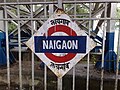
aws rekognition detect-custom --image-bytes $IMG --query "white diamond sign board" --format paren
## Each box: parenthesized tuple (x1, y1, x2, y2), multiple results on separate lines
(26, 13, 96, 78)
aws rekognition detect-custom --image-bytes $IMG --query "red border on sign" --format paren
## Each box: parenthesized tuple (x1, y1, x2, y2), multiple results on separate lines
(45, 25, 77, 63)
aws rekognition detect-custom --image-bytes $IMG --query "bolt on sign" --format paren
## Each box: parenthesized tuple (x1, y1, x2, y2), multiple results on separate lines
(26, 10, 96, 78)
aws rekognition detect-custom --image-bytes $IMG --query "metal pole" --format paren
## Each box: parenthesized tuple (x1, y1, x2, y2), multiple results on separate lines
(58, 0, 63, 9)
(72, 66, 75, 90)
(17, 0, 22, 89)
(30, 0, 35, 90)
(44, 65, 47, 90)
(58, 78, 62, 90)
(86, 2, 91, 90)
(4, 0, 10, 89)
(73, 1, 76, 90)
(114, 20, 120, 90)
(100, 3, 107, 90)
(57, 0, 63, 89)
(44, 0, 47, 90)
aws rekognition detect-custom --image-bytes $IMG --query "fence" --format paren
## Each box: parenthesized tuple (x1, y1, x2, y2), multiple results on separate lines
(0, 0, 120, 90)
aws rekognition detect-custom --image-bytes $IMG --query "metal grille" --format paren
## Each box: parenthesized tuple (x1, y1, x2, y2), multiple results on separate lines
(0, 0, 120, 90)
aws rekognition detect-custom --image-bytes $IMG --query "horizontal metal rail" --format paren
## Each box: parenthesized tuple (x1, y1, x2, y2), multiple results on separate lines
(0, 1, 120, 5)
(0, 18, 119, 21)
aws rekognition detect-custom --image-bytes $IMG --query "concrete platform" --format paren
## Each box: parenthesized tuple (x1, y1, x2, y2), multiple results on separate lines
(0, 61, 119, 90)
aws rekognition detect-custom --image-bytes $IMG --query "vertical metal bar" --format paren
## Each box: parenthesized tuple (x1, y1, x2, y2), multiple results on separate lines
(44, 0, 47, 90)
(58, 78, 62, 90)
(49, 4, 53, 17)
(57, 0, 63, 89)
(44, 65, 47, 90)
(17, 0, 22, 89)
(30, 0, 35, 90)
(72, 66, 75, 90)
(100, 3, 107, 90)
(73, 1, 76, 90)
(86, 2, 91, 90)
(58, 0, 63, 9)
(4, 0, 10, 89)
(114, 20, 120, 90)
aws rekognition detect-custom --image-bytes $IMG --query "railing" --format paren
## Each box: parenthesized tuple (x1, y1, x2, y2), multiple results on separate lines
(0, 0, 120, 90)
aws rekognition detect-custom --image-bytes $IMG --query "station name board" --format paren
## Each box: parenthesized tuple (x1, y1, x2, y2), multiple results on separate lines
(34, 36, 86, 53)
